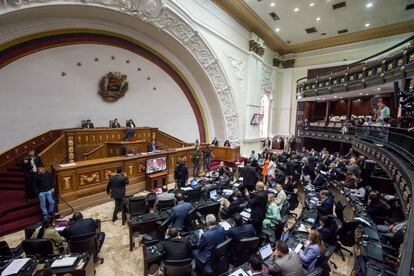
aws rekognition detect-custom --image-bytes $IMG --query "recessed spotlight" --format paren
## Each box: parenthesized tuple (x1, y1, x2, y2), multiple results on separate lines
(359, 93, 363, 95)
(270, 2, 275, 7)
(310, 2, 315, 7)
(366, 2, 373, 8)
(322, 98, 325, 100)
(339, 96, 343, 99)
(334, 96, 337, 98)
(316, 17, 321, 21)
(365, 94, 369, 96)
(275, 28, 280, 32)
(365, 23, 370, 27)
(377, 87, 381, 91)
(294, 7, 299, 12)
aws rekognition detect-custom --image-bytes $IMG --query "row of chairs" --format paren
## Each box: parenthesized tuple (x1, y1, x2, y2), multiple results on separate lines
(5, 232, 103, 264)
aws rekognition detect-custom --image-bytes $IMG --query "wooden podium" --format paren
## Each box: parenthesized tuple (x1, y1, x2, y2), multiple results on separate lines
(211, 146, 240, 163)
(146, 171, 168, 191)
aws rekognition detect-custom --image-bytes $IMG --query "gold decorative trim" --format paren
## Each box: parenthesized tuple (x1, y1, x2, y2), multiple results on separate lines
(80, 172, 100, 186)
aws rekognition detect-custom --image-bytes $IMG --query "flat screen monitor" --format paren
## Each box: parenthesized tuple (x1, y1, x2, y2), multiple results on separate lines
(146, 156, 167, 174)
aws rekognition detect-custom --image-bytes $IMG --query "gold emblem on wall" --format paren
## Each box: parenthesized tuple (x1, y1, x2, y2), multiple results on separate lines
(105, 169, 116, 180)
(80, 172, 100, 186)
(98, 72, 129, 102)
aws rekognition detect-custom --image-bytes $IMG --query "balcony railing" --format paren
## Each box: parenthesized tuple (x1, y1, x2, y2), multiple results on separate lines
(297, 35, 414, 98)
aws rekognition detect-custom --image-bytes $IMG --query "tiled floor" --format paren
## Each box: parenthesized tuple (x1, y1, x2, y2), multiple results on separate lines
(1, 188, 354, 276)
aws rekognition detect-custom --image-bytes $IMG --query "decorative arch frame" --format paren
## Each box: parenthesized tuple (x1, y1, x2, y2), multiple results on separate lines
(0, 0, 240, 144)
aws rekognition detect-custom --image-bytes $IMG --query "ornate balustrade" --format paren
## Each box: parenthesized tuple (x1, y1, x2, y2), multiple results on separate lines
(297, 43, 414, 98)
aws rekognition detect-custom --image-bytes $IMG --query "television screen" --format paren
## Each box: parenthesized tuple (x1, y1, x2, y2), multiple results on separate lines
(146, 156, 167, 174)
(251, 113, 264, 125)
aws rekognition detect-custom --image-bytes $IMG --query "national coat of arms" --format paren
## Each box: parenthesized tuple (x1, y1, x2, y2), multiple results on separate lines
(98, 72, 129, 102)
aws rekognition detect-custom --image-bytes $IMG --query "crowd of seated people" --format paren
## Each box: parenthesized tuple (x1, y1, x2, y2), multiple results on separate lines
(136, 143, 408, 275)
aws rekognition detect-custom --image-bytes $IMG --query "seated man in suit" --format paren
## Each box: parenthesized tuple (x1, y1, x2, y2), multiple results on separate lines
(313, 170, 327, 188)
(170, 193, 192, 230)
(249, 254, 268, 276)
(366, 191, 389, 225)
(111, 118, 121, 128)
(164, 227, 192, 260)
(316, 216, 334, 246)
(269, 240, 305, 276)
(317, 190, 334, 218)
(82, 119, 94, 128)
(227, 213, 256, 241)
(147, 140, 158, 152)
(193, 214, 225, 265)
(275, 184, 286, 209)
(63, 212, 105, 252)
(221, 191, 245, 217)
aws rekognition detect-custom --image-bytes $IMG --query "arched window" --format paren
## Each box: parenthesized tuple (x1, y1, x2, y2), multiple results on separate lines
(260, 94, 270, 138)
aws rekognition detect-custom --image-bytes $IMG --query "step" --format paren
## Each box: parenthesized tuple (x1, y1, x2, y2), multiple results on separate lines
(0, 184, 25, 190)
(0, 215, 42, 237)
(0, 171, 24, 177)
(0, 177, 24, 183)
(0, 206, 41, 225)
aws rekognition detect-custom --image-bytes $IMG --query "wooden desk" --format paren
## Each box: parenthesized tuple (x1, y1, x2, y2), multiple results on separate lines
(54, 147, 196, 213)
(106, 140, 147, 156)
(146, 171, 168, 192)
(211, 146, 240, 162)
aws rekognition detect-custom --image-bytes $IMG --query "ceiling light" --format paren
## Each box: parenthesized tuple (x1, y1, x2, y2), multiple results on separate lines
(366, 2, 373, 8)
(275, 28, 280, 32)
(340, 96, 343, 99)
(310, 2, 315, 7)
(365, 23, 370, 27)
(322, 98, 325, 100)
(365, 94, 369, 96)
(270, 2, 275, 7)
(294, 7, 299, 12)
(316, 17, 321, 21)
(334, 96, 337, 98)
(377, 87, 381, 91)
(359, 93, 363, 95)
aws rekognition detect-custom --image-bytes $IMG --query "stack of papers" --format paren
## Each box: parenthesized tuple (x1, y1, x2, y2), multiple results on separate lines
(1, 258, 30, 276)
(219, 221, 232, 231)
(240, 211, 251, 219)
(51, 256, 78, 268)
(297, 224, 308, 233)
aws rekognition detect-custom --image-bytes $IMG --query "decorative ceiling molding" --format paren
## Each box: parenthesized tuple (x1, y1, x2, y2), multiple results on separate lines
(0, 0, 241, 144)
(212, 0, 414, 55)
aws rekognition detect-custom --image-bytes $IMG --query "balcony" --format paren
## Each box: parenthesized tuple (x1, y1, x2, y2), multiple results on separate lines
(297, 37, 414, 99)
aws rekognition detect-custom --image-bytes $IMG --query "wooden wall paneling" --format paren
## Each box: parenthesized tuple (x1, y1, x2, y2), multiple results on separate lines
(0, 130, 62, 173)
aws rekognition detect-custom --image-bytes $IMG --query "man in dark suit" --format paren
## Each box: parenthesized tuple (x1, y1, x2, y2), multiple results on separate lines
(164, 227, 192, 260)
(82, 119, 94, 128)
(111, 118, 121, 128)
(211, 137, 219, 147)
(106, 168, 129, 222)
(248, 182, 268, 234)
(227, 213, 256, 241)
(240, 163, 259, 192)
(194, 214, 225, 265)
(249, 254, 269, 276)
(313, 170, 327, 188)
(147, 140, 158, 152)
(63, 212, 105, 252)
(317, 190, 334, 218)
(170, 193, 192, 230)
(23, 149, 43, 200)
(174, 159, 189, 188)
(222, 191, 245, 217)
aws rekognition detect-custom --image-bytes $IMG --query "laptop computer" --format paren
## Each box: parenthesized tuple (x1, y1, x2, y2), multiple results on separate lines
(259, 243, 273, 261)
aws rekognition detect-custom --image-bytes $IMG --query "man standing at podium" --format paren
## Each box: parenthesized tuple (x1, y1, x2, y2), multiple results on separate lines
(106, 168, 129, 222)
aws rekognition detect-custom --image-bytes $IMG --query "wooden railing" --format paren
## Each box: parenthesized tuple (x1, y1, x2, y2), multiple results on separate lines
(0, 130, 62, 173)
(83, 144, 106, 160)
(38, 134, 66, 172)
(156, 130, 186, 149)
